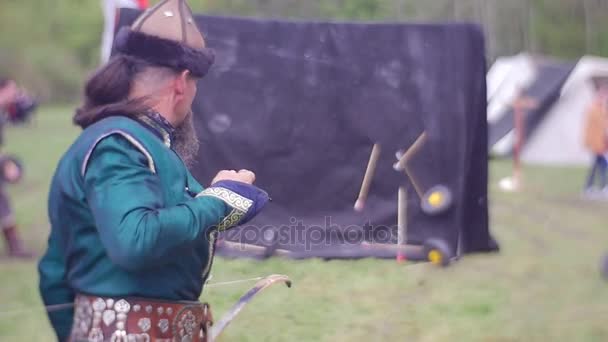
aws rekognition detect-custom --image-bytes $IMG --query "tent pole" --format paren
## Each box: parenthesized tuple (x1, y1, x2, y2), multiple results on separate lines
(514, 102, 523, 189)
(511, 93, 539, 190)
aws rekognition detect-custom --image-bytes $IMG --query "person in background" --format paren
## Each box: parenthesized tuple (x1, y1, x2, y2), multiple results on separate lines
(0, 79, 33, 258)
(0, 79, 18, 107)
(583, 75, 608, 197)
(0, 78, 38, 124)
(100, 0, 150, 64)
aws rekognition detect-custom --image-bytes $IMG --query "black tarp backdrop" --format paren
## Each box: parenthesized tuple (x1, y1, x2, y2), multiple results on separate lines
(117, 9, 498, 258)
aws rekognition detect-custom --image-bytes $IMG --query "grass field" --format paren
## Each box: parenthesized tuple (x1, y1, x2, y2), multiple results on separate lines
(0, 106, 607, 341)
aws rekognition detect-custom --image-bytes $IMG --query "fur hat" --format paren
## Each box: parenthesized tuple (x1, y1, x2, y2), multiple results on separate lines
(114, 0, 215, 78)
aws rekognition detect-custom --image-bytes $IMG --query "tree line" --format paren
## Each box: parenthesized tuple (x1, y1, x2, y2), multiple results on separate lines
(0, 0, 606, 102)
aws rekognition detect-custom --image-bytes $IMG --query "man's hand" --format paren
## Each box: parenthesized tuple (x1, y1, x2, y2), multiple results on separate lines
(211, 169, 256, 185)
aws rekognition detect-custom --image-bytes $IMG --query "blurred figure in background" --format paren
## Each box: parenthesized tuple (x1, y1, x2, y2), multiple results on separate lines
(100, 0, 150, 64)
(583, 75, 608, 198)
(0, 78, 38, 125)
(0, 78, 32, 258)
(0, 79, 18, 108)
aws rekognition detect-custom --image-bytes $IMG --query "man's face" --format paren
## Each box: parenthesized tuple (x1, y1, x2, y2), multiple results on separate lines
(173, 74, 199, 125)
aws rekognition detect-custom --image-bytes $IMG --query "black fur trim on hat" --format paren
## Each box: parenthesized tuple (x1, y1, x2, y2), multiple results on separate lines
(113, 27, 215, 78)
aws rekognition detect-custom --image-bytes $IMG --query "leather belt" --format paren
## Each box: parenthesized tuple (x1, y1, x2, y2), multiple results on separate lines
(69, 294, 213, 342)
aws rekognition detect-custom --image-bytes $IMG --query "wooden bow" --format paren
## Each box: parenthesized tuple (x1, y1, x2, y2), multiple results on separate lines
(209, 274, 292, 341)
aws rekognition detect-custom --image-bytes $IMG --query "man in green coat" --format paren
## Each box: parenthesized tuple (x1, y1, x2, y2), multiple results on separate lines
(38, 1, 269, 341)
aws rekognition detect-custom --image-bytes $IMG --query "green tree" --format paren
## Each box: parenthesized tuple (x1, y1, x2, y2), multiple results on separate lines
(0, 0, 606, 103)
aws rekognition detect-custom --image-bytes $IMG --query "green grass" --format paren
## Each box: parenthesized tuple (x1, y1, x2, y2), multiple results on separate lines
(1, 106, 607, 341)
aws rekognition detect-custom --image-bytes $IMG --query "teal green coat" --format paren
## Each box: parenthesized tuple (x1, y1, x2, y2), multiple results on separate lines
(38, 116, 233, 341)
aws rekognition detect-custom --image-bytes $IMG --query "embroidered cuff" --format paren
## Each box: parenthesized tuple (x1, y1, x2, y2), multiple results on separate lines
(197, 187, 253, 231)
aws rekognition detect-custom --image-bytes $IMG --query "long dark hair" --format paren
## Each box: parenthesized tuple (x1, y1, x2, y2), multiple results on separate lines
(74, 55, 153, 128)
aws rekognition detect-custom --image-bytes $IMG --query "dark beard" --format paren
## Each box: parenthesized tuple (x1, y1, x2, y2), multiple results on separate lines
(173, 112, 200, 168)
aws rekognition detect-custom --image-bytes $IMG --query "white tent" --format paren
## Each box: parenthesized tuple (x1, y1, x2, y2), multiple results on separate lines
(486, 53, 537, 156)
(486, 53, 536, 124)
(521, 56, 608, 166)
(100, 0, 149, 64)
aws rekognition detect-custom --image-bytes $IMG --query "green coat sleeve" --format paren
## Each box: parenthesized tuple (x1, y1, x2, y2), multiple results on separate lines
(187, 170, 205, 194)
(38, 226, 74, 342)
(84, 134, 228, 271)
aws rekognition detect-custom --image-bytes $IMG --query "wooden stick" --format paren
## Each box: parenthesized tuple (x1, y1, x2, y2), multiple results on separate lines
(396, 186, 407, 262)
(361, 241, 422, 253)
(393, 132, 427, 172)
(354, 143, 381, 212)
(219, 240, 291, 257)
(402, 164, 425, 200)
(393, 131, 427, 198)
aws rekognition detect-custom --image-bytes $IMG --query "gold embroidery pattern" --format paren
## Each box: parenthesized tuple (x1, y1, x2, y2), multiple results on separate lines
(217, 209, 246, 232)
(197, 187, 253, 213)
(201, 231, 218, 281)
(198, 187, 253, 280)
(200, 209, 246, 280)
